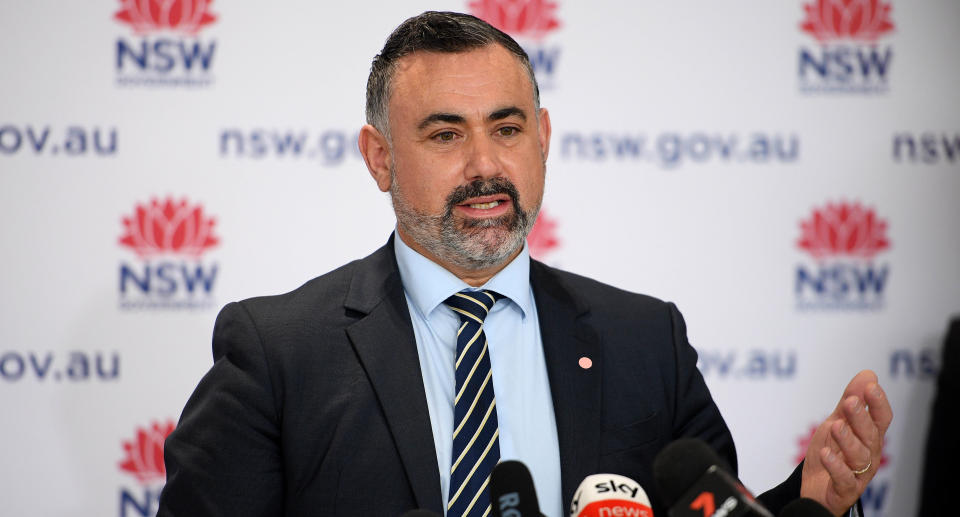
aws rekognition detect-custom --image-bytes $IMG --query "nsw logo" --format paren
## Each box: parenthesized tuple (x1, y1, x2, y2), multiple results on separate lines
(118, 196, 220, 310)
(468, 0, 563, 89)
(797, 0, 895, 93)
(114, 0, 218, 87)
(118, 419, 175, 517)
(794, 201, 891, 310)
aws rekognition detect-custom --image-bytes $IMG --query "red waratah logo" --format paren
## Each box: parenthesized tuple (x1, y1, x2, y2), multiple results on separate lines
(119, 197, 219, 258)
(795, 423, 889, 467)
(468, 0, 561, 39)
(797, 201, 890, 259)
(527, 209, 560, 260)
(800, 0, 894, 43)
(119, 420, 175, 483)
(114, 0, 218, 34)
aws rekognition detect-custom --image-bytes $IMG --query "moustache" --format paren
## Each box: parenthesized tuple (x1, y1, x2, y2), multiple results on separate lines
(445, 178, 521, 213)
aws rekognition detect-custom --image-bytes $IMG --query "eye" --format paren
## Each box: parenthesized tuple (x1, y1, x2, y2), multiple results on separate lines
(497, 126, 520, 137)
(433, 131, 457, 142)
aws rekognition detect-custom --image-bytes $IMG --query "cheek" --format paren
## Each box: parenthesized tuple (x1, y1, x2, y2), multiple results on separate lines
(510, 155, 546, 204)
(395, 160, 457, 210)
(524, 176, 546, 208)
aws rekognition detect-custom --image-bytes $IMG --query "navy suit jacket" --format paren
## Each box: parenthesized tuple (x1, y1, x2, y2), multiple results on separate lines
(159, 239, 801, 516)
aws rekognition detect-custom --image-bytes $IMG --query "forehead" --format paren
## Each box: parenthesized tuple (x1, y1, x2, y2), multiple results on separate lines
(388, 45, 535, 120)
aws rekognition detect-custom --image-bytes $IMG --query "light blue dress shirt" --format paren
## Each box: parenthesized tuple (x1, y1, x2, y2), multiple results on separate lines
(394, 233, 563, 517)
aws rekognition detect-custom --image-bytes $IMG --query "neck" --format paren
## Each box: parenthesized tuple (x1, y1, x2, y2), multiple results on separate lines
(396, 228, 521, 287)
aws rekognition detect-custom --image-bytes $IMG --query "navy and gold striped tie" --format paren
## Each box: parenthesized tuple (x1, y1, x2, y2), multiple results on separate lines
(444, 289, 505, 517)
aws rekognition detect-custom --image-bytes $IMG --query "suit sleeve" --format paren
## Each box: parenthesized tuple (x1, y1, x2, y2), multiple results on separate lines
(667, 302, 738, 472)
(158, 301, 284, 517)
(667, 302, 808, 514)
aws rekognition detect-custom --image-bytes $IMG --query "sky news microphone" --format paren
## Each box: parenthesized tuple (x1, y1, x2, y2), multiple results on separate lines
(653, 438, 773, 517)
(569, 473, 654, 517)
(490, 460, 543, 517)
(777, 498, 833, 517)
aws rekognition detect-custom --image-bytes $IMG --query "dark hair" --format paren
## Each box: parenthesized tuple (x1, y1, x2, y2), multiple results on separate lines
(365, 11, 540, 138)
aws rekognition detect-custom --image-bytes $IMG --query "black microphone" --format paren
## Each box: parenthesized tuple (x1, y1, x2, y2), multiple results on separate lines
(490, 460, 542, 517)
(400, 511, 441, 517)
(778, 498, 833, 517)
(653, 438, 773, 517)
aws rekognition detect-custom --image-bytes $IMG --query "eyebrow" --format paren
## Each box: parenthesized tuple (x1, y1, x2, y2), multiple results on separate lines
(488, 106, 527, 122)
(417, 113, 465, 130)
(416, 106, 528, 131)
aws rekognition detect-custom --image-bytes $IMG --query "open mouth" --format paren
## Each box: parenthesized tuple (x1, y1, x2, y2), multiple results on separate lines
(468, 200, 501, 210)
(456, 194, 512, 216)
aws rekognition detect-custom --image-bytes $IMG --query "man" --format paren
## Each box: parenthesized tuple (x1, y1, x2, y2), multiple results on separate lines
(159, 11, 891, 517)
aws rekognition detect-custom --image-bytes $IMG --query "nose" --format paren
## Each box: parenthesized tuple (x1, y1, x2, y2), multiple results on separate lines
(463, 131, 501, 181)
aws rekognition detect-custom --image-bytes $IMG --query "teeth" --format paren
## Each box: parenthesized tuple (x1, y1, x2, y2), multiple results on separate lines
(469, 201, 500, 209)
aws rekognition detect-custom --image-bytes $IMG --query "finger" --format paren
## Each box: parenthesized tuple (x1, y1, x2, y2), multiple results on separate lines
(830, 370, 879, 417)
(819, 446, 858, 498)
(865, 382, 893, 436)
(842, 395, 881, 453)
(831, 419, 871, 472)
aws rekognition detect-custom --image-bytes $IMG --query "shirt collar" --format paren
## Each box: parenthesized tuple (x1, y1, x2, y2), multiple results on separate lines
(393, 230, 532, 319)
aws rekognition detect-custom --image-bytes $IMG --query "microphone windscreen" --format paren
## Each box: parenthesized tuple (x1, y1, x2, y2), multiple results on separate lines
(652, 438, 733, 506)
(778, 498, 834, 517)
(570, 474, 653, 517)
(490, 460, 541, 517)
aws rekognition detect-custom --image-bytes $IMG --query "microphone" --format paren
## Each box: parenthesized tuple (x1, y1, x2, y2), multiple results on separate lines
(653, 438, 773, 517)
(569, 473, 654, 517)
(490, 460, 542, 517)
(778, 498, 833, 517)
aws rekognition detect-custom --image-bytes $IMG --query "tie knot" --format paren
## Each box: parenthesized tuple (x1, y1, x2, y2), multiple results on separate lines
(443, 290, 504, 323)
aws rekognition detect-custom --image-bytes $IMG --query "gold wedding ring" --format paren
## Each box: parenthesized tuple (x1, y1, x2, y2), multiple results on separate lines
(853, 460, 872, 475)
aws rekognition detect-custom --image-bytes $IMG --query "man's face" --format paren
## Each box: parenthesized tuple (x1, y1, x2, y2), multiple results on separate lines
(377, 44, 551, 274)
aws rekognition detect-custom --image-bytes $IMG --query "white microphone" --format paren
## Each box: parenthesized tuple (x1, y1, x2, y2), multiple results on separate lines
(570, 474, 654, 517)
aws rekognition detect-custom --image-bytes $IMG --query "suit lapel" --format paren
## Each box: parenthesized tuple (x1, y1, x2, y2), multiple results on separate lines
(531, 261, 603, 507)
(344, 241, 443, 513)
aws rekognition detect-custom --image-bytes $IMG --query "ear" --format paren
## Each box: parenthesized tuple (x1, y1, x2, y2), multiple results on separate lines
(537, 108, 552, 162)
(358, 124, 392, 192)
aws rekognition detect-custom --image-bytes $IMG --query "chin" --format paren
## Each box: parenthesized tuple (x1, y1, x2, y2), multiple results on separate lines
(453, 230, 525, 268)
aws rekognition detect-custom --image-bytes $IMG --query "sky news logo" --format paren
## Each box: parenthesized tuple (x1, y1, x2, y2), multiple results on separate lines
(114, 0, 218, 87)
(797, 0, 895, 94)
(794, 201, 891, 310)
(469, 0, 563, 89)
(118, 197, 219, 310)
(118, 420, 175, 517)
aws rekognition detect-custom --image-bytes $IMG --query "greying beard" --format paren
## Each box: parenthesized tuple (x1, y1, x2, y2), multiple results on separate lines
(391, 174, 539, 271)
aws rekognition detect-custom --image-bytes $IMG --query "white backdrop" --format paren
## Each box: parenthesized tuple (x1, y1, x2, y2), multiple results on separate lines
(1, 1, 958, 516)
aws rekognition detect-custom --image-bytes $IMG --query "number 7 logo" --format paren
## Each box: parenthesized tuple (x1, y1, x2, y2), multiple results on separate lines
(690, 492, 716, 516)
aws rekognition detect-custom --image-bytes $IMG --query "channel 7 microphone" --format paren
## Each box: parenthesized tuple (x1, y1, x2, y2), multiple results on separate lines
(490, 460, 543, 517)
(653, 438, 773, 517)
(569, 474, 654, 517)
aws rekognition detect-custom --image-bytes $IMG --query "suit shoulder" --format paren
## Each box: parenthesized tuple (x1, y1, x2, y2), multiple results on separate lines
(535, 261, 671, 314)
(231, 258, 363, 324)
